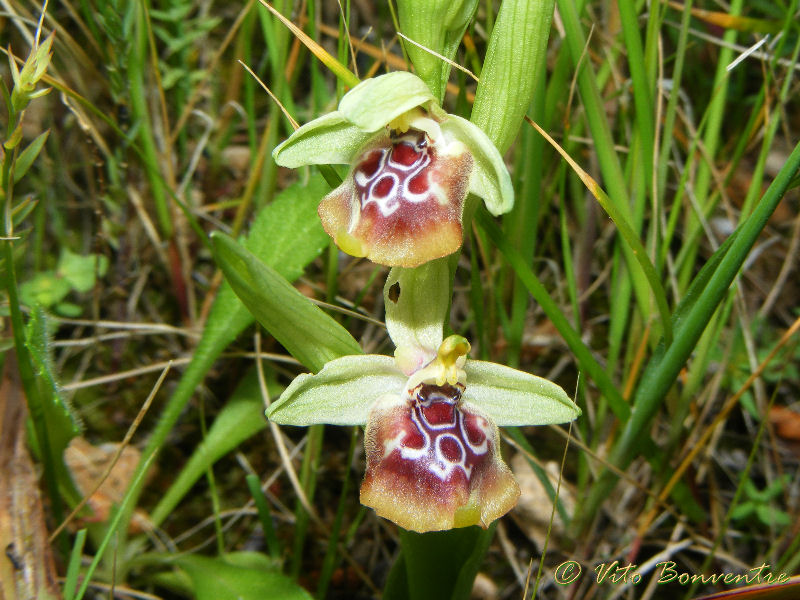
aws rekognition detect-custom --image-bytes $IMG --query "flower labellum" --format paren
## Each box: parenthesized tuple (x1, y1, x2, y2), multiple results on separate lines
(272, 72, 514, 267)
(360, 337, 520, 531)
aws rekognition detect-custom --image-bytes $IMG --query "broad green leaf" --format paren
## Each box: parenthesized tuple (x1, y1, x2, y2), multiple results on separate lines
(55, 302, 82, 318)
(57, 249, 109, 293)
(730, 503, 754, 520)
(272, 112, 368, 168)
(175, 553, 313, 600)
(464, 360, 580, 426)
(268, 355, 402, 426)
(150, 370, 275, 526)
(200, 175, 330, 368)
(212, 231, 362, 372)
(19, 272, 70, 308)
(13, 129, 49, 183)
(756, 505, 791, 527)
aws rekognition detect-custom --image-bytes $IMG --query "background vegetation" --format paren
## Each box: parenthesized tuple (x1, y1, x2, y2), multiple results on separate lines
(1, 0, 799, 599)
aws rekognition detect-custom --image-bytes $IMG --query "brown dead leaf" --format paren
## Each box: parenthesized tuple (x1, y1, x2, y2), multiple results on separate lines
(64, 437, 152, 533)
(768, 406, 800, 442)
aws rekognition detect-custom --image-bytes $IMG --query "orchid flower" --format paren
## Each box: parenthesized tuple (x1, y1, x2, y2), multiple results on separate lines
(266, 263, 580, 533)
(272, 71, 513, 268)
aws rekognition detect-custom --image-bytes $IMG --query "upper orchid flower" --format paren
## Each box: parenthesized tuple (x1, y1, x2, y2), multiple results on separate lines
(272, 71, 513, 268)
(266, 263, 580, 533)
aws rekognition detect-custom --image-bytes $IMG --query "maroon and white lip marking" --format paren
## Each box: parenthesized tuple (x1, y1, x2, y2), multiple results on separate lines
(382, 383, 491, 482)
(360, 381, 520, 532)
(353, 132, 434, 218)
(317, 126, 473, 267)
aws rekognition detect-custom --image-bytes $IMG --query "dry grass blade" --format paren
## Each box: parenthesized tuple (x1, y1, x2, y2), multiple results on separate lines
(50, 363, 172, 540)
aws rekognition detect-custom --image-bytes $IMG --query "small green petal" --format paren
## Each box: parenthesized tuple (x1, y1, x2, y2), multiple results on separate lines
(272, 111, 370, 168)
(463, 361, 580, 426)
(338, 72, 437, 132)
(267, 355, 404, 426)
(442, 115, 514, 215)
(384, 260, 449, 369)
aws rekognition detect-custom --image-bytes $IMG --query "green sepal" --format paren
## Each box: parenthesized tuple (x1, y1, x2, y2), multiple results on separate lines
(272, 111, 369, 168)
(464, 360, 580, 426)
(338, 72, 436, 132)
(267, 355, 404, 426)
(211, 231, 362, 372)
(384, 259, 449, 357)
(443, 115, 514, 215)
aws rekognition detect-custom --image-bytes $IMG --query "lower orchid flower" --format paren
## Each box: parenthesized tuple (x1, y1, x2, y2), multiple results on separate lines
(266, 263, 580, 533)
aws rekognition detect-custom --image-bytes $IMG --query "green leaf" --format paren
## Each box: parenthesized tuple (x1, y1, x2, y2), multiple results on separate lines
(57, 249, 109, 293)
(730, 502, 755, 520)
(150, 370, 273, 526)
(25, 307, 82, 450)
(4, 121, 24, 150)
(756, 505, 791, 527)
(200, 176, 331, 365)
(175, 553, 313, 600)
(268, 355, 403, 426)
(25, 306, 82, 505)
(272, 111, 368, 168)
(764, 474, 791, 498)
(212, 231, 362, 372)
(19, 272, 70, 308)
(11, 196, 38, 228)
(13, 129, 49, 183)
(55, 301, 83, 318)
(464, 360, 580, 426)
(471, 0, 554, 153)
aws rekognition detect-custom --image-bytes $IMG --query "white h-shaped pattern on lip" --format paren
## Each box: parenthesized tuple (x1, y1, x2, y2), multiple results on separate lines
(382, 385, 491, 482)
(354, 133, 433, 218)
